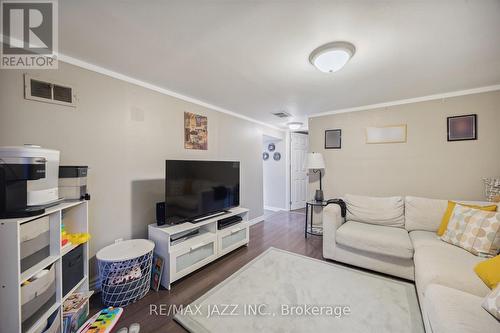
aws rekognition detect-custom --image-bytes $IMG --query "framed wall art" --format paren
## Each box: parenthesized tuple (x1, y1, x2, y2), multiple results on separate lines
(365, 124, 407, 144)
(184, 112, 208, 150)
(447, 114, 477, 141)
(325, 129, 342, 149)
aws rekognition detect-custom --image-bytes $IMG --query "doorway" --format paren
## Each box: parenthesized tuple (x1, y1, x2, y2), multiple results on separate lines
(262, 134, 287, 215)
(290, 132, 308, 210)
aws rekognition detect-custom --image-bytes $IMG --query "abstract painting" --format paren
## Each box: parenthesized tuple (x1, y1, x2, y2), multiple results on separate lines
(184, 111, 208, 150)
(447, 114, 477, 141)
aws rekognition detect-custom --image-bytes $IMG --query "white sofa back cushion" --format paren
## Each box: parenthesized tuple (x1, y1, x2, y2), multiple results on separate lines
(405, 196, 497, 232)
(405, 196, 448, 232)
(345, 194, 405, 227)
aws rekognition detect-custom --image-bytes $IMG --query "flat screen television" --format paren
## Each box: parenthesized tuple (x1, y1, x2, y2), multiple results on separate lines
(165, 160, 240, 223)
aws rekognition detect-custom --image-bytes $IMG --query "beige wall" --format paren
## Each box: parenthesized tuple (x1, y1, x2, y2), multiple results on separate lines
(0, 62, 284, 260)
(308, 91, 500, 201)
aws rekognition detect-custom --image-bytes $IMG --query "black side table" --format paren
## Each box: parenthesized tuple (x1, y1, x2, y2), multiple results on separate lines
(305, 200, 329, 238)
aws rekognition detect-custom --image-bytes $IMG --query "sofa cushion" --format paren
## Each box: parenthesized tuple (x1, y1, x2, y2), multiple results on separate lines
(482, 285, 500, 320)
(410, 230, 448, 250)
(437, 201, 498, 236)
(424, 284, 500, 333)
(474, 255, 500, 290)
(336, 221, 413, 259)
(345, 194, 405, 227)
(414, 243, 490, 297)
(405, 196, 448, 232)
(440, 205, 500, 257)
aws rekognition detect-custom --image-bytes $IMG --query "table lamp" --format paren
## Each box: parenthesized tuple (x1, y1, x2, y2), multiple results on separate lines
(306, 152, 326, 202)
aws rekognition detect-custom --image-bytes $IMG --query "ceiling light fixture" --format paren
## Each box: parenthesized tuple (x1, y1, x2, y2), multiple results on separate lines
(287, 122, 303, 130)
(309, 41, 356, 73)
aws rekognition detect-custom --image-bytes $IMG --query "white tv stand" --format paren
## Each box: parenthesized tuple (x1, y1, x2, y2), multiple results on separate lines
(148, 207, 249, 290)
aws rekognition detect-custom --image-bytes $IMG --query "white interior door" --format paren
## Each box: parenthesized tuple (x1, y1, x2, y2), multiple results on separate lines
(290, 132, 308, 210)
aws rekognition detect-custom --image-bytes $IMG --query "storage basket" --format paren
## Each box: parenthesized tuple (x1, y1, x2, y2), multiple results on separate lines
(96, 239, 154, 307)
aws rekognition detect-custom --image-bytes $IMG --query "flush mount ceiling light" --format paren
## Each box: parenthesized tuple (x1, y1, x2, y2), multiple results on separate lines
(287, 122, 303, 130)
(309, 41, 356, 73)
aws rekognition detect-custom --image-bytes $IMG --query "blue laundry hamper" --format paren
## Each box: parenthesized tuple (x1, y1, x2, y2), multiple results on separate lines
(96, 239, 155, 307)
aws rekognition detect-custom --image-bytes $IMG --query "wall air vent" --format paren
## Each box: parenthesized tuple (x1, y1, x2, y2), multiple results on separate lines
(272, 111, 291, 118)
(24, 74, 77, 107)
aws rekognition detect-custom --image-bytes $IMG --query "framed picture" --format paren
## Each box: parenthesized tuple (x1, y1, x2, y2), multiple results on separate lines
(325, 129, 342, 149)
(150, 254, 164, 291)
(447, 114, 477, 141)
(365, 125, 407, 144)
(184, 112, 208, 150)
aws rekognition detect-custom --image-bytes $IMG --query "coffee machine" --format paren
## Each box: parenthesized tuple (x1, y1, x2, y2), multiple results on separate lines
(0, 145, 60, 218)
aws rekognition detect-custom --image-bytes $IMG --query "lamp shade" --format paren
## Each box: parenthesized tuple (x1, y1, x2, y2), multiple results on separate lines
(305, 152, 325, 170)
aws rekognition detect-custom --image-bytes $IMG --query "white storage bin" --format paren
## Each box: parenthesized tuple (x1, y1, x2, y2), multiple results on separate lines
(21, 264, 56, 330)
(29, 308, 60, 333)
(20, 216, 51, 273)
(43, 309, 60, 333)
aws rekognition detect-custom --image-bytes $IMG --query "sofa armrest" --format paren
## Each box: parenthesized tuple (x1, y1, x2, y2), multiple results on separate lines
(323, 204, 344, 259)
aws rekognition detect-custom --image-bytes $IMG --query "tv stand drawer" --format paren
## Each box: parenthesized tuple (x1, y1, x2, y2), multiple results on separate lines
(170, 234, 217, 282)
(217, 222, 249, 256)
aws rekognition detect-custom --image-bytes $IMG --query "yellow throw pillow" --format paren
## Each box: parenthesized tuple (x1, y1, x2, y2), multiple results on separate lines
(437, 201, 497, 236)
(475, 255, 500, 289)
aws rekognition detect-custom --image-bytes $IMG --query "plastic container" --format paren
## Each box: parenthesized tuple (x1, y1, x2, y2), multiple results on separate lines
(20, 216, 51, 273)
(21, 264, 56, 330)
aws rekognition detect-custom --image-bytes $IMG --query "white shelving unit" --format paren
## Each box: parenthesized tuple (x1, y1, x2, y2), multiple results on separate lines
(0, 201, 89, 333)
(148, 207, 250, 289)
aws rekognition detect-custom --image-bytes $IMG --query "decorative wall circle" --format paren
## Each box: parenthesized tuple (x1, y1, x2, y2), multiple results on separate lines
(273, 152, 281, 161)
(268, 143, 275, 151)
(263, 152, 269, 160)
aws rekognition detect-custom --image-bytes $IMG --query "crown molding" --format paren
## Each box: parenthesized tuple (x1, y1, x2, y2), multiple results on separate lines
(0, 33, 281, 130)
(309, 84, 500, 118)
(55, 53, 283, 131)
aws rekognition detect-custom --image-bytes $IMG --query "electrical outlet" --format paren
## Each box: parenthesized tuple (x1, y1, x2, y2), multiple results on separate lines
(114, 238, 123, 244)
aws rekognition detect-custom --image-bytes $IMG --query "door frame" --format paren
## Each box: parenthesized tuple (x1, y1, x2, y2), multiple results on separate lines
(288, 131, 309, 210)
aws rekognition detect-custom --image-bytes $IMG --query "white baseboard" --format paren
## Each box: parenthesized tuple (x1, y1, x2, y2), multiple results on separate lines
(248, 215, 265, 226)
(264, 206, 285, 212)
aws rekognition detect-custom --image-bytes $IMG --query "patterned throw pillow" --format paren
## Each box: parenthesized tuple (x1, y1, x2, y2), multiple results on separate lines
(441, 205, 500, 256)
(482, 284, 500, 320)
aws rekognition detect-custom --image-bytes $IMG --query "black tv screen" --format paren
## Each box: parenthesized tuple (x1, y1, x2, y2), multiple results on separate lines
(165, 160, 240, 223)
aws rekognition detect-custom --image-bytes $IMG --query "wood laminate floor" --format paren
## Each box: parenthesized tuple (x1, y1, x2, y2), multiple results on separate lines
(90, 209, 322, 332)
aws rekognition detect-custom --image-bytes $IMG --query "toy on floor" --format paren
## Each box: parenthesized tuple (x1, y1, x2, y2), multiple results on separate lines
(75, 307, 123, 333)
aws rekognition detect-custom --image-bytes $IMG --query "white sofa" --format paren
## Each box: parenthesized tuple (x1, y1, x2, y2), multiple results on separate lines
(323, 194, 499, 333)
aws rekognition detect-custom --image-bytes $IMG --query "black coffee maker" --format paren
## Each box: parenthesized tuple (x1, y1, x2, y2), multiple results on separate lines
(0, 157, 47, 218)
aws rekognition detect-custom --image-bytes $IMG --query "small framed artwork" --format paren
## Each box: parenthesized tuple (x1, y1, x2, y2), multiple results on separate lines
(325, 129, 342, 149)
(150, 254, 164, 291)
(447, 114, 477, 141)
(184, 111, 208, 150)
(365, 125, 407, 144)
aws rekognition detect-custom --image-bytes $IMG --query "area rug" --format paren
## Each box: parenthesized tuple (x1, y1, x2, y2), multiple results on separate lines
(174, 247, 424, 333)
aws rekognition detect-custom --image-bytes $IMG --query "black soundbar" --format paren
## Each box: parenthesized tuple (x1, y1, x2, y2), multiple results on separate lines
(217, 215, 243, 230)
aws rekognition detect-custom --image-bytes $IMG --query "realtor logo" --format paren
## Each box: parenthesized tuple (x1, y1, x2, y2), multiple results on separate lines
(1, 0, 58, 68)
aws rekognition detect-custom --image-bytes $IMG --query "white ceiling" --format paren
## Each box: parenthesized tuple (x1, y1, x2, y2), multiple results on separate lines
(60, 0, 500, 128)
